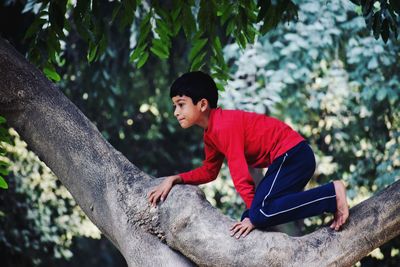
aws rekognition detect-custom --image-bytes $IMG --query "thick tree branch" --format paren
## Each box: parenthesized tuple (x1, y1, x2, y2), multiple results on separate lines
(0, 37, 399, 267)
(0, 37, 193, 267)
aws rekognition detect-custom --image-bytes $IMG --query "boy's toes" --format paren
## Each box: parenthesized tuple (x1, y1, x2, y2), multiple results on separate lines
(333, 180, 349, 225)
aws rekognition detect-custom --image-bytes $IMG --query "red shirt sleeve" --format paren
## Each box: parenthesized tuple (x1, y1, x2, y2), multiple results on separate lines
(179, 136, 224, 185)
(217, 122, 255, 209)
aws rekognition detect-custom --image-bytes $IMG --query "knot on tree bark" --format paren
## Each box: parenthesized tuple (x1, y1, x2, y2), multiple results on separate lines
(116, 167, 167, 242)
(0, 44, 37, 113)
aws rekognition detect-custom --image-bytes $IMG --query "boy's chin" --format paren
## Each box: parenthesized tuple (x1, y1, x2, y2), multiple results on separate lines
(179, 122, 192, 129)
(180, 124, 190, 129)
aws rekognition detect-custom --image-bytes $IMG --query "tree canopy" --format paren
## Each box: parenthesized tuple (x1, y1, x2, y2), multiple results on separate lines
(13, 0, 400, 82)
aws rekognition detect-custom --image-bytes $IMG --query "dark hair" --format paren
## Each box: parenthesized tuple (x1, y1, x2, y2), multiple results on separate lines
(170, 71, 218, 108)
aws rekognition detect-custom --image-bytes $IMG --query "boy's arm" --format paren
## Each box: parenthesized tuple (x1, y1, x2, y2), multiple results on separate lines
(148, 175, 182, 207)
(179, 138, 224, 184)
(217, 122, 255, 209)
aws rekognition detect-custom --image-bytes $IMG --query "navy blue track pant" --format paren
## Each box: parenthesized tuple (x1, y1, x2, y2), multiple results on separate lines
(243, 141, 337, 228)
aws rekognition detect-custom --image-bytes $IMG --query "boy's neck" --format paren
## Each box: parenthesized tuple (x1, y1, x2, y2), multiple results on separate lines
(196, 108, 212, 129)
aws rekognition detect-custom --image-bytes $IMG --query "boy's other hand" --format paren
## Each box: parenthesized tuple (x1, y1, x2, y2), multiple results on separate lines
(230, 217, 255, 239)
(147, 175, 181, 207)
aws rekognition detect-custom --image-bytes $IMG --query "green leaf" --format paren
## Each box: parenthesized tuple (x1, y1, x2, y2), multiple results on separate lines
(226, 19, 235, 36)
(111, 3, 122, 24)
(172, 20, 182, 36)
(211, 68, 229, 81)
(87, 43, 98, 63)
(97, 34, 108, 59)
(74, 18, 92, 43)
(190, 51, 207, 71)
(244, 25, 257, 44)
(381, 18, 389, 43)
(24, 18, 46, 40)
(130, 44, 147, 63)
(220, 3, 234, 25)
(362, 0, 374, 16)
(119, 0, 137, 28)
(171, 3, 182, 21)
(49, 0, 67, 37)
(237, 32, 247, 48)
(0, 160, 11, 168)
(182, 4, 196, 38)
(372, 11, 382, 40)
(150, 47, 168, 59)
(0, 176, 8, 189)
(214, 36, 222, 52)
(136, 23, 151, 47)
(156, 19, 173, 39)
(150, 39, 169, 59)
(189, 38, 208, 62)
(257, 0, 272, 22)
(136, 51, 149, 69)
(0, 168, 8, 176)
(259, 5, 277, 34)
(44, 67, 61, 82)
(215, 82, 226, 92)
(0, 116, 6, 124)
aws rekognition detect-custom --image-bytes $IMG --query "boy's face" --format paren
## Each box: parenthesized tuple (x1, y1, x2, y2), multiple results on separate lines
(172, 95, 204, 128)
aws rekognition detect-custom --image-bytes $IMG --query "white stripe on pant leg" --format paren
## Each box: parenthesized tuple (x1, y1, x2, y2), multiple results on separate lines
(261, 153, 288, 208)
(259, 194, 336, 218)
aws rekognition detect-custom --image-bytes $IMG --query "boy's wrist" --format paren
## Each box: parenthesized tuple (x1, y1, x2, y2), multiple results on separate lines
(168, 175, 182, 185)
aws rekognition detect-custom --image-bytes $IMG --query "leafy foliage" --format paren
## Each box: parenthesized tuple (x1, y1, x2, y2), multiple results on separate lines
(18, 0, 399, 83)
(351, 0, 400, 42)
(19, 0, 297, 81)
(0, 116, 10, 189)
(0, 129, 101, 266)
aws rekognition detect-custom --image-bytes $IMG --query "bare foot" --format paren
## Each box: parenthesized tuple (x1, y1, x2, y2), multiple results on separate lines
(330, 180, 349, 231)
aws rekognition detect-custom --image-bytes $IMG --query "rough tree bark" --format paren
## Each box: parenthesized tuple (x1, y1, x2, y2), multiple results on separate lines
(0, 37, 399, 267)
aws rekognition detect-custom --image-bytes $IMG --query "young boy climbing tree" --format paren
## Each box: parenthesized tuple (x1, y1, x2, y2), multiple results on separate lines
(148, 71, 349, 239)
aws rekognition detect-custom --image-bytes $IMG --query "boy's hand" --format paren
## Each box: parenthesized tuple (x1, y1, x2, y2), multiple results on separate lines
(147, 175, 181, 207)
(230, 217, 255, 239)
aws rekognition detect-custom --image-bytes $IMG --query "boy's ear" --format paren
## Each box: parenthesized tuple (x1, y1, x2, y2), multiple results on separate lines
(199, 98, 209, 112)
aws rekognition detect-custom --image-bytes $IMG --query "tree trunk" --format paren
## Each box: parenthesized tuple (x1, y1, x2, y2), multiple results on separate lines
(0, 37, 399, 267)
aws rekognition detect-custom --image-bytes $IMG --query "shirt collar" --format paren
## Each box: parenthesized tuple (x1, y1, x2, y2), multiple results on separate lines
(205, 107, 221, 133)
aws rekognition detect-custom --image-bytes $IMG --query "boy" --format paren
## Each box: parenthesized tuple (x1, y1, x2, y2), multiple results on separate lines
(148, 71, 349, 239)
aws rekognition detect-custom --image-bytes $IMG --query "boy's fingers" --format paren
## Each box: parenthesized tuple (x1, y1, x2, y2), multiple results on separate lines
(149, 195, 155, 206)
(150, 193, 160, 207)
(230, 222, 241, 231)
(161, 191, 169, 202)
(148, 188, 160, 200)
(230, 224, 242, 236)
(236, 227, 247, 239)
(242, 227, 252, 238)
(147, 189, 155, 198)
(335, 217, 342, 231)
(231, 223, 241, 232)
(230, 227, 238, 236)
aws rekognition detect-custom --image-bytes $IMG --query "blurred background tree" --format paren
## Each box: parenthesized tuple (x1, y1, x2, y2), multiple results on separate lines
(0, 0, 399, 266)
(205, 1, 400, 265)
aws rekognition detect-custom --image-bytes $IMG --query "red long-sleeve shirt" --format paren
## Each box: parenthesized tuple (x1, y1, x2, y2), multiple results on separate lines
(179, 108, 304, 208)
